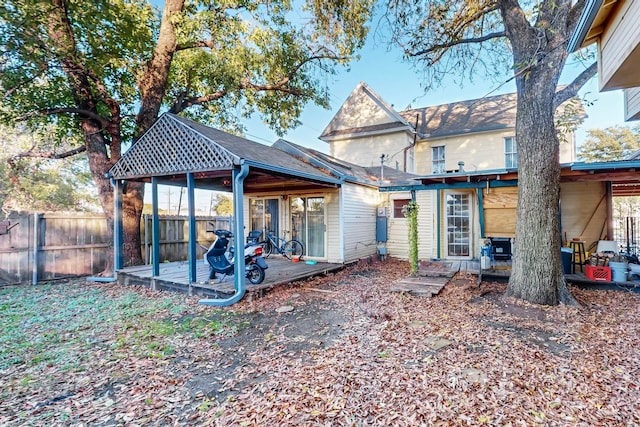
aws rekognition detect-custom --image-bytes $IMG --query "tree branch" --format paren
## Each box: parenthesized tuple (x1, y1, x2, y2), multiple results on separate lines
(11, 145, 86, 161)
(553, 61, 597, 109)
(20, 107, 110, 126)
(407, 31, 506, 57)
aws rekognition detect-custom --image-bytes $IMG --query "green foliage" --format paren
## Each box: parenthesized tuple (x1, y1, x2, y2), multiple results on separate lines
(578, 125, 640, 162)
(212, 193, 234, 216)
(0, 0, 373, 138)
(404, 200, 419, 275)
(0, 282, 242, 370)
(0, 124, 99, 212)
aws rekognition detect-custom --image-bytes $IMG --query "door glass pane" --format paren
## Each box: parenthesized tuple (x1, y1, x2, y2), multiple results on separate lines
(289, 196, 325, 258)
(250, 198, 278, 239)
(307, 197, 325, 258)
(290, 197, 304, 244)
(446, 193, 470, 257)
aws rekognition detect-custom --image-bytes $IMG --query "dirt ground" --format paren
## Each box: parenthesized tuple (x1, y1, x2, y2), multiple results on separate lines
(2, 258, 639, 426)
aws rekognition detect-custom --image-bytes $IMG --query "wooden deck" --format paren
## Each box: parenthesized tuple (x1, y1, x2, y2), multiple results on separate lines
(116, 257, 344, 299)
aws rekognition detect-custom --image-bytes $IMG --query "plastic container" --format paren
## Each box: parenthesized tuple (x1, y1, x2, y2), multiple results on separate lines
(561, 247, 573, 274)
(585, 265, 611, 281)
(609, 261, 628, 282)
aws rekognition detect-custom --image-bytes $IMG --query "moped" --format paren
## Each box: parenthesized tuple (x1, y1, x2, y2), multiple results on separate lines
(205, 229, 268, 284)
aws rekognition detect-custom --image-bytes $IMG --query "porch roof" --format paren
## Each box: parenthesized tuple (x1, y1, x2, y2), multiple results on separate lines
(395, 161, 640, 196)
(107, 113, 342, 192)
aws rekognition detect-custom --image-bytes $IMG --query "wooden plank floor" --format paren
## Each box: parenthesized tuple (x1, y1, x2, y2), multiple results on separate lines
(117, 256, 344, 297)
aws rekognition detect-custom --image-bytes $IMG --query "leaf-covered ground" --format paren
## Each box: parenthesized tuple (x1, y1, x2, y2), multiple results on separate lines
(1, 259, 639, 426)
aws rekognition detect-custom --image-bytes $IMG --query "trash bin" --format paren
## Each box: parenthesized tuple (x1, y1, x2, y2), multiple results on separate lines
(609, 261, 628, 282)
(561, 247, 573, 274)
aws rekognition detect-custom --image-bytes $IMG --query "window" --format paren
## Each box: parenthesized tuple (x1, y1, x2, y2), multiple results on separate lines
(432, 146, 445, 174)
(393, 199, 411, 218)
(505, 137, 518, 168)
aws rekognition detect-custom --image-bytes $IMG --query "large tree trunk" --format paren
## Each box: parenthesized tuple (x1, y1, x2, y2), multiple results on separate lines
(506, 81, 575, 305)
(500, 0, 578, 306)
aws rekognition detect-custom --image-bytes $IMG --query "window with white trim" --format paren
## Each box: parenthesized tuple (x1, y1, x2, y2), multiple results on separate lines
(393, 199, 412, 219)
(432, 146, 445, 174)
(505, 137, 518, 168)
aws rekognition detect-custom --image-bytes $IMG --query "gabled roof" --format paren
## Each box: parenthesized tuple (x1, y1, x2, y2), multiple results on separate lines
(108, 113, 339, 185)
(400, 92, 518, 139)
(319, 81, 414, 141)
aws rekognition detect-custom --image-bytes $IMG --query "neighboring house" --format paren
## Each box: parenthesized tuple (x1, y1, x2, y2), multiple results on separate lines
(320, 82, 579, 175)
(568, 0, 640, 121)
(321, 82, 588, 262)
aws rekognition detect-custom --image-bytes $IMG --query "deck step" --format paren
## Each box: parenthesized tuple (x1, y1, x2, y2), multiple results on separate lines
(390, 276, 448, 297)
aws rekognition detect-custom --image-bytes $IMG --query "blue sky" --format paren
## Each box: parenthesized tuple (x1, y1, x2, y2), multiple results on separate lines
(243, 35, 629, 154)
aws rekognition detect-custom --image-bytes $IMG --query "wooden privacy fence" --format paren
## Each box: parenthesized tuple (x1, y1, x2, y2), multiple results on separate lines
(0, 213, 231, 285)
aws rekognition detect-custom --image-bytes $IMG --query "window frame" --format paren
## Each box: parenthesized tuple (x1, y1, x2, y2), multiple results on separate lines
(393, 198, 412, 219)
(505, 136, 518, 169)
(432, 145, 445, 174)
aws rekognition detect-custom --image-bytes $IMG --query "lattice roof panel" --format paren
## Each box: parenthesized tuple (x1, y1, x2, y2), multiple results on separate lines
(109, 113, 240, 180)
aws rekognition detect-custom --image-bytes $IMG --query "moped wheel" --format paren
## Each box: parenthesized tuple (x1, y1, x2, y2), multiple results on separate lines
(246, 264, 265, 284)
(283, 240, 304, 260)
(261, 241, 273, 258)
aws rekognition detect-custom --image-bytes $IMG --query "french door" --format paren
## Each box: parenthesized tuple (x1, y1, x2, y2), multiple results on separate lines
(446, 192, 471, 258)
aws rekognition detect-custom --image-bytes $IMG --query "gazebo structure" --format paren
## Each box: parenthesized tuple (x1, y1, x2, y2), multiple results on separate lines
(108, 113, 345, 306)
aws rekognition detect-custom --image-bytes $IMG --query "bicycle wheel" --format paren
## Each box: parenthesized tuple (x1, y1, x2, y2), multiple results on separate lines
(261, 240, 273, 258)
(283, 240, 304, 260)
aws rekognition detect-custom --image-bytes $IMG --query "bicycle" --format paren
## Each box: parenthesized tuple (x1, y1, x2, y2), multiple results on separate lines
(260, 231, 304, 260)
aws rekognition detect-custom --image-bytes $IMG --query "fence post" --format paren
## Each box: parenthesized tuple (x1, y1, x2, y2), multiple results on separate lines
(32, 212, 39, 285)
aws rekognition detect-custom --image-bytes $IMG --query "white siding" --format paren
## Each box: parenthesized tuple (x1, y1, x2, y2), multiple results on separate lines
(330, 132, 413, 170)
(385, 192, 411, 259)
(342, 183, 380, 262)
(384, 191, 433, 261)
(325, 190, 342, 263)
(625, 87, 640, 121)
(600, 0, 640, 90)
(415, 128, 575, 174)
(415, 130, 515, 174)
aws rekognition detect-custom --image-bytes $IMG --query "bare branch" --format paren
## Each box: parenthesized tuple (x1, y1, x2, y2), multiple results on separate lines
(11, 145, 86, 161)
(407, 31, 506, 58)
(553, 61, 597, 109)
(176, 40, 216, 51)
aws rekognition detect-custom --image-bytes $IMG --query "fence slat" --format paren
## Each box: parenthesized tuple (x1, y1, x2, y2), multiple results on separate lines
(0, 213, 232, 285)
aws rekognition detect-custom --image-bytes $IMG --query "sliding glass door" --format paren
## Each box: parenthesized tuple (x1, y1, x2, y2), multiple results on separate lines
(290, 197, 326, 258)
(249, 198, 278, 240)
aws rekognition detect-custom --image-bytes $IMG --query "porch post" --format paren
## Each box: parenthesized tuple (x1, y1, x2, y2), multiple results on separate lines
(436, 190, 441, 259)
(477, 187, 485, 238)
(151, 177, 160, 277)
(187, 172, 197, 283)
(200, 162, 249, 306)
(114, 179, 124, 271)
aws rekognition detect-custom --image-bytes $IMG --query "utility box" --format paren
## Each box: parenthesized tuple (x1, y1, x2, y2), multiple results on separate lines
(376, 207, 388, 242)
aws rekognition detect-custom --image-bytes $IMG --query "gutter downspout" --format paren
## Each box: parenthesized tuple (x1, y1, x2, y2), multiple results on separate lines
(200, 162, 249, 306)
(403, 114, 419, 172)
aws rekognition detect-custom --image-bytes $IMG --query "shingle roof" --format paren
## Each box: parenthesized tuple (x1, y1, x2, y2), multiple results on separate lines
(273, 139, 420, 186)
(399, 92, 518, 138)
(109, 113, 337, 182)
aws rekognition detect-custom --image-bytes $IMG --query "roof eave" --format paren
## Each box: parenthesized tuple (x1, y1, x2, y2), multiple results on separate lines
(568, 0, 603, 52)
(320, 125, 414, 142)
